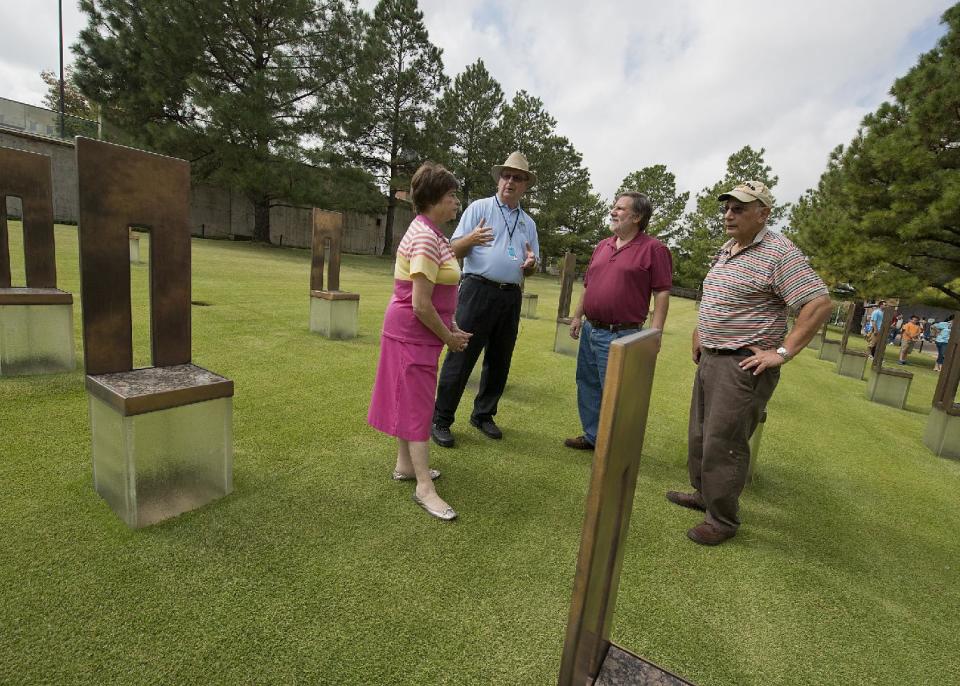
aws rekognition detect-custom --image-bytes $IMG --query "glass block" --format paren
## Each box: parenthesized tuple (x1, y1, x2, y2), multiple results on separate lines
(90, 394, 233, 528)
(865, 370, 912, 409)
(129, 235, 141, 263)
(924, 407, 960, 460)
(554, 319, 579, 357)
(0, 303, 75, 376)
(818, 340, 840, 362)
(521, 293, 538, 319)
(310, 293, 358, 339)
(836, 350, 867, 380)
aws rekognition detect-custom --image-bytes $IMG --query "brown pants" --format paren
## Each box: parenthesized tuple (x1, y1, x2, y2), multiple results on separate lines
(687, 352, 780, 533)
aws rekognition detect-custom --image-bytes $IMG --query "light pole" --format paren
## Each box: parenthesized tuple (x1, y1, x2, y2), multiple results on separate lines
(58, 0, 65, 138)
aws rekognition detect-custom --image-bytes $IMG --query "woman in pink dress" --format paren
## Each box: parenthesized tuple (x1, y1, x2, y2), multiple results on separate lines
(368, 163, 471, 521)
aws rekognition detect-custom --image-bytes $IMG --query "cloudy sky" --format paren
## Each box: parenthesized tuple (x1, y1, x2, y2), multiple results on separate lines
(1, 0, 954, 209)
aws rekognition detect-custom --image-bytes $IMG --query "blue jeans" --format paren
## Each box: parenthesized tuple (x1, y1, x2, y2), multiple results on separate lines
(936, 341, 947, 366)
(575, 320, 641, 445)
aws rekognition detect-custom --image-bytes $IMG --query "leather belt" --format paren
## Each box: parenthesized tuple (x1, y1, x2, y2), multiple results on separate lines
(587, 319, 642, 332)
(464, 274, 521, 291)
(702, 347, 753, 357)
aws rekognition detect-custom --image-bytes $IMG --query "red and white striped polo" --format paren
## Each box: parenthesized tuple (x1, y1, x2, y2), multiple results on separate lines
(698, 228, 827, 350)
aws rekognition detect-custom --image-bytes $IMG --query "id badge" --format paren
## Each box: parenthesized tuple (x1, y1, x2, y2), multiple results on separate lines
(507, 244, 518, 260)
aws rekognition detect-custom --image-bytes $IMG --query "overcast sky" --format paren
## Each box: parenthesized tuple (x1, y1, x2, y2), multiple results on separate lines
(1, 0, 953, 210)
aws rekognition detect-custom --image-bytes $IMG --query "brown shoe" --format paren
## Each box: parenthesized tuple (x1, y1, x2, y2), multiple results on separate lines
(687, 521, 735, 546)
(564, 435, 594, 450)
(665, 490, 706, 511)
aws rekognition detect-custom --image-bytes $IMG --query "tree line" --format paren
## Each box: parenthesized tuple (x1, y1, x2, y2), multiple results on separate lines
(788, 4, 960, 309)
(62, 0, 784, 284)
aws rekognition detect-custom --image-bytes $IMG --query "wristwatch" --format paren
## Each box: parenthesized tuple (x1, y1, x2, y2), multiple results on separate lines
(776, 346, 791, 361)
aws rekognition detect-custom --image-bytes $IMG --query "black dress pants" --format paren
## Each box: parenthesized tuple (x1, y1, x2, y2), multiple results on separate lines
(433, 276, 522, 428)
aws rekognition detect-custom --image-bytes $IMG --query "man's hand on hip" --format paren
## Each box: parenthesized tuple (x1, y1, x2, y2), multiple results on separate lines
(739, 346, 785, 375)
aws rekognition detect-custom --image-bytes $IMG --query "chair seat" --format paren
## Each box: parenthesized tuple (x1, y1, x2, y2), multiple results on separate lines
(86, 363, 233, 416)
(0, 287, 73, 305)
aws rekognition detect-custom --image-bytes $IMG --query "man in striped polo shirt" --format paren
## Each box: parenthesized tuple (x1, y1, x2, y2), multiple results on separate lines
(667, 181, 832, 546)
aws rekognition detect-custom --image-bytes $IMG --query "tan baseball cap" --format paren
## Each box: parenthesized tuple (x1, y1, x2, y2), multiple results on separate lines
(718, 180, 774, 207)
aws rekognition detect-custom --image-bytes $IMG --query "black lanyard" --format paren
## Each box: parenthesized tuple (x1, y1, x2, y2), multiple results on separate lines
(496, 200, 521, 243)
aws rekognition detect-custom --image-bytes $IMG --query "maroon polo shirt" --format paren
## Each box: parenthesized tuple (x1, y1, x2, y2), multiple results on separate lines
(582, 233, 673, 325)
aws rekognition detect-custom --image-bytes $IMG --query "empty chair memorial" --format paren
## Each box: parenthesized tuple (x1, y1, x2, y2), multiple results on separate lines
(76, 137, 234, 528)
(817, 314, 841, 363)
(836, 302, 868, 380)
(554, 251, 579, 357)
(865, 305, 913, 409)
(0, 146, 75, 376)
(129, 228, 141, 263)
(309, 209, 359, 339)
(521, 287, 538, 319)
(559, 328, 696, 686)
(923, 312, 959, 459)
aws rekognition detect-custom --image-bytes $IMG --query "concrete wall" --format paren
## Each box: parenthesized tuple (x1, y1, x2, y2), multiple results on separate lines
(0, 129, 78, 223)
(0, 127, 408, 255)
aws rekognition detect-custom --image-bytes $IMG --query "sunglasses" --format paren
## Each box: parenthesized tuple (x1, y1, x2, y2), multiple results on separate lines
(500, 173, 529, 183)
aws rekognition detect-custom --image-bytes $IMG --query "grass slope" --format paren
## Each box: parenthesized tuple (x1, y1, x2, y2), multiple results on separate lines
(1, 225, 958, 685)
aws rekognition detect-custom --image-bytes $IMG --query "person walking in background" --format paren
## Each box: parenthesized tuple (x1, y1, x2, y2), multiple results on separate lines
(897, 315, 923, 365)
(933, 314, 954, 372)
(368, 163, 471, 521)
(867, 300, 885, 359)
(563, 191, 672, 451)
(666, 181, 831, 546)
(430, 152, 540, 448)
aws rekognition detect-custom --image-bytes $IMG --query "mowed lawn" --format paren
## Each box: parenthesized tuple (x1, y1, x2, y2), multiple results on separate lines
(1, 224, 958, 685)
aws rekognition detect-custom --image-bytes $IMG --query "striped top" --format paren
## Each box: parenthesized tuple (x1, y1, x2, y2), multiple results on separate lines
(382, 215, 460, 345)
(698, 228, 828, 350)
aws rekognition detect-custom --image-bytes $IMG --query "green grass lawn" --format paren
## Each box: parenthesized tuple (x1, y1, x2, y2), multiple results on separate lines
(2, 224, 958, 685)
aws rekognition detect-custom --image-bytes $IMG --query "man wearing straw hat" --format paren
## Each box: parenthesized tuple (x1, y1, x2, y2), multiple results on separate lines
(431, 152, 540, 448)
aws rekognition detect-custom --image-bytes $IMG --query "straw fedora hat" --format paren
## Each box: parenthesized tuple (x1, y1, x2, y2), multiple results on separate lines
(491, 151, 537, 188)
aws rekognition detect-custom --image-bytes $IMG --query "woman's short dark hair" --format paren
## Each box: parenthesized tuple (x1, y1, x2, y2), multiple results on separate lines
(411, 162, 459, 213)
(617, 191, 653, 233)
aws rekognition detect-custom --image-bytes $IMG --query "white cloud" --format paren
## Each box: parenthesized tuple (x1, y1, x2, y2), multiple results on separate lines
(2, 0, 952, 210)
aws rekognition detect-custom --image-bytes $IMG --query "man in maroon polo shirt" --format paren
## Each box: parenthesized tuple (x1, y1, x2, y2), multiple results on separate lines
(564, 191, 673, 450)
(667, 181, 831, 546)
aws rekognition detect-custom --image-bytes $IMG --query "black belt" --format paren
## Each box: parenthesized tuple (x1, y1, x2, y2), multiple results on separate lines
(588, 319, 642, 332)
(702, 347, 753, 357)
(464, 274, 521, 291)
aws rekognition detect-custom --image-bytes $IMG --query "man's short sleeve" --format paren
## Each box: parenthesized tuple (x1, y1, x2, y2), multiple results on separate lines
(650, 243, 673, 291)
(451, 200, 483, 241)
(582, 241, 604, 288)
(772, 247, 829, 308)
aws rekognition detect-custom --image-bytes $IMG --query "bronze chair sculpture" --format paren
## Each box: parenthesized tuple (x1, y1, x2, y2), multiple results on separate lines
(309, 208, 359, 339)
(836, 302, 869, 380)
(559, 328, 696, 686)
(76, 137, 234, 528)
(865, 305, 913, 409)
(817, 306, 841, 363)
(0, 146, 75, 376)
(923, 312, 959, 459)
(554, 251, 579, 357)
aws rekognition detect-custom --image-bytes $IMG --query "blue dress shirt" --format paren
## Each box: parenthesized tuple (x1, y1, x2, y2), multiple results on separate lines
(451, 195, 540, 285)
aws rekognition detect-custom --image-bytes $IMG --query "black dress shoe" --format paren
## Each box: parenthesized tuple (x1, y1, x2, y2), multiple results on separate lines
(431, 424, 455, 448)
(470, 417, 502, 439)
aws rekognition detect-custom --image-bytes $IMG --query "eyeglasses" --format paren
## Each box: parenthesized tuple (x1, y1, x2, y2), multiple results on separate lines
(500, 173, 529, 183)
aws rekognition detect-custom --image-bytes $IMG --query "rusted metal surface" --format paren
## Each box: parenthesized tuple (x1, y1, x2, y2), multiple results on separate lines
(76, 137, 191, 375)
(311, 208, 344, 292)
(557, 251, 577, 320)
(933, 311, 960, 414)
(86, 363, 234, 416)
(0, 146, 57, 288)
(594, 644, 696, 686)
(0, 287, 72, 305)
(559, 328, 664, 686)
(310, 289, 359, 301)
